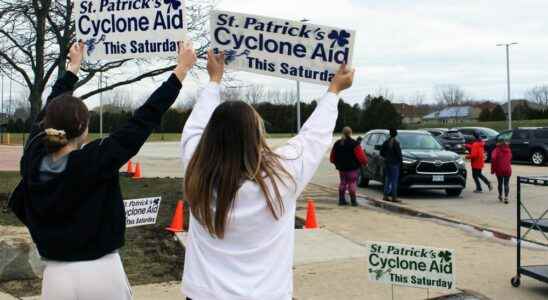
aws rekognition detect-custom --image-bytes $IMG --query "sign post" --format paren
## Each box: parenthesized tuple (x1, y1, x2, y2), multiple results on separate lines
(366, 241, 456, 292)
(124, 197, 162, 228)
(210, 10, 355, 86)
(73, 0, 188, 61)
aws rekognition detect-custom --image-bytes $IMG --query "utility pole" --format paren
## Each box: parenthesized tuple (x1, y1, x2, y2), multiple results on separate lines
(296, 18, 310, 133)
(99, 72, 103, 138)
(497, 42, 518, 130)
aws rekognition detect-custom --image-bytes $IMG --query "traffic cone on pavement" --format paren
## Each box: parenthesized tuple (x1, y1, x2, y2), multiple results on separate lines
(126, 160, 134, 175)
(166, 200, 185, 233)
(131, 163, 142, 180)
(304, 198, 318, 229)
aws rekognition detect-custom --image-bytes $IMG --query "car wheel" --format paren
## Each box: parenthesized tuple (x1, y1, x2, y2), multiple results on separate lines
(530, 150, 545, 166)
(358, 169, 370, 187)
(446, 188, 463, 197)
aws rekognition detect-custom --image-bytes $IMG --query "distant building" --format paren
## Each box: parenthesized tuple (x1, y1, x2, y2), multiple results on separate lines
(422, 106, 481, 124)
(392, 103, 423, 125)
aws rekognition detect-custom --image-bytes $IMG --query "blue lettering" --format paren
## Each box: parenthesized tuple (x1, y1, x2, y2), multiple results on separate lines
(214, 27, 231, 45)
(79, 15, 91, 35)
(217, 13, 229, 26)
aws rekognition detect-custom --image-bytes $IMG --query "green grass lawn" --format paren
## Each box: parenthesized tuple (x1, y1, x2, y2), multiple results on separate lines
(0, 172, 186, 297)
(0, 132, 297, 145)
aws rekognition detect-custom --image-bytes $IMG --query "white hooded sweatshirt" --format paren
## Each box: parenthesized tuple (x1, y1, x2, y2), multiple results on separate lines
(180, 82, 339, 300)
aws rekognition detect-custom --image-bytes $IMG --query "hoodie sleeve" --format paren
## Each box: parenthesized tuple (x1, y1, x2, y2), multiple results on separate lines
(180, 83, 222, 171)
(88, 74, 183, 173)
(274, 92, 338, 193)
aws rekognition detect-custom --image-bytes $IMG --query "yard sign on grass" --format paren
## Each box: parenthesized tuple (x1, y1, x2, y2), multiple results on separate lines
(210, 10, 356, 86)
(124, 197, 161, 228)
(366, 241, 456, 290)
(73, 0, 188, 60)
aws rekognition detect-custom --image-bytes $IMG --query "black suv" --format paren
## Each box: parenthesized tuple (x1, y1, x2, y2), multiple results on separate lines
(485, 127, 548, 166)
(422, 128, 466, 154)
(359, 130, 467, 197)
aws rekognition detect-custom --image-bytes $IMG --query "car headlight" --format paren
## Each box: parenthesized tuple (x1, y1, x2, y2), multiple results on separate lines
(402, 158, 417, 165)
(456, 158, 465, 165)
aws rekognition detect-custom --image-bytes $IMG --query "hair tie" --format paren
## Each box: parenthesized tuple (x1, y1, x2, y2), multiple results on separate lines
(45, 128, 67, 137)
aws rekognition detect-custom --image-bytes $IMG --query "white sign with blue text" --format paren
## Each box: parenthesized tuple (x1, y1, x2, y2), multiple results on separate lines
(124, 197, 161, 228)
(367, 241, 456, 290)
(210, 10, 356, 86)
(73, 0, 187, 60)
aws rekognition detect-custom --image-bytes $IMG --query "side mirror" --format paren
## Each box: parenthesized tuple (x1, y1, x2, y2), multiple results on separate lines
(374, 145, 382, 151)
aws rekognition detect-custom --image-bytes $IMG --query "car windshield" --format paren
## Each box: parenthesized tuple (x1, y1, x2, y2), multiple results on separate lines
(481, 128, 499, 138)
(397, 133, 443, 150)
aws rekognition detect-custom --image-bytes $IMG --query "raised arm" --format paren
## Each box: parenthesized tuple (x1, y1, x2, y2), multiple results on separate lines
(94, 41, 197, 171)
(28, 42, 84, 142)
(180, 50, 224, 170)
(276, 66, 355, 192)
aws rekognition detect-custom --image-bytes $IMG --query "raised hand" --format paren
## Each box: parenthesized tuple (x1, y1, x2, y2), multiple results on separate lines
(67, 41, 85, 75)
(328, 64, 355, 94)
(207, 49, 225, 84)
(174, 40, 197, 82)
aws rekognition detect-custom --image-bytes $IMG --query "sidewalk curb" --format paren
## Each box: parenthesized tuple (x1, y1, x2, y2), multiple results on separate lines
(309, 183, 548, 248)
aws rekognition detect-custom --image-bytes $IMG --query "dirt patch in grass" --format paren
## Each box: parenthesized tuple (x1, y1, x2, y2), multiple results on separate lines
(0, 172, 307, 297)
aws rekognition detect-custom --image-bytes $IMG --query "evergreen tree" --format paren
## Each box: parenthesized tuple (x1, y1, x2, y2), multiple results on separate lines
(490, 105, 507, 121)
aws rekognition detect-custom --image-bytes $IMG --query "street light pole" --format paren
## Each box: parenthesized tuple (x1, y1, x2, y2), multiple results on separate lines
(497, 42, 518, 130)
(99, 72, 103, 138)
(295, 18, 310, 133)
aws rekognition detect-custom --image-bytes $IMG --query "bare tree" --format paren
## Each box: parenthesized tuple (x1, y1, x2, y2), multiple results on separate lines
(222, 87, 244, 102)
(0, 0, 213, 121)
(102, 89, 134, 112)
(409, 91, 426, 106)
(244, 84, 265, 105)
(434, 84, 467, 106)
(373, 87, 395, 101)
(526, 85, 548, 106)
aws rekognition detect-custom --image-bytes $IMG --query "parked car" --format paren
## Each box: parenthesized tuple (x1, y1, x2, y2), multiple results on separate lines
(485, 127, 548, 166)
(455, 127, 499, 152)
(359, 130, 467, 196)
(422, 128, 466, 154)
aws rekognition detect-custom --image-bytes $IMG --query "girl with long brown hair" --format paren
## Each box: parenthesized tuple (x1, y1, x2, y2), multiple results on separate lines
(9, 41, 197, 300)
(180, 52, 354, 300)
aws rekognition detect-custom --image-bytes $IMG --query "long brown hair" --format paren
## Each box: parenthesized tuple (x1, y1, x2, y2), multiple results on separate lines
(184, 101, 294, 238)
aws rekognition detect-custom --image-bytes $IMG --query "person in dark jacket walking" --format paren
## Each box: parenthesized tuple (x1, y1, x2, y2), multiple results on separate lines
(466, 131, 492, 193)
(380, 129, 403, 203)
(330, 127, 368, 206)
(9, 41, 197, 299)
(491, 138, 512, 204)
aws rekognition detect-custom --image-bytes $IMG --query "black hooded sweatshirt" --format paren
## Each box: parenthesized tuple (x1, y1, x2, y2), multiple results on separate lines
(12, 71, 182, 261)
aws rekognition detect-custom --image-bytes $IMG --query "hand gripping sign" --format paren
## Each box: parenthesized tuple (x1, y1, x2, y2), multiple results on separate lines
(73, 0, 188, 60)
(210, 10, 356, 86)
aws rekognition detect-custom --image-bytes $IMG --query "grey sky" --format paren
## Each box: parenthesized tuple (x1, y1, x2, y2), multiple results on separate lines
(3, 0, 547, 110)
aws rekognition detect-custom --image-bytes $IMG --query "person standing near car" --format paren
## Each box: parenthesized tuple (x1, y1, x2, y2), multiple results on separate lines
(330, 127, 368, 206)
(380, 128, 403, 203)
(491, 138, 512, 204)
(466, 131, 493, 193)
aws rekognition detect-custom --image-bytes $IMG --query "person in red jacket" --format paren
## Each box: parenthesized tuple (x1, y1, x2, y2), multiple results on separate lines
(466, 131, 492, 193)
(491, 138, 512, 204)
(330, 127, 368, 206)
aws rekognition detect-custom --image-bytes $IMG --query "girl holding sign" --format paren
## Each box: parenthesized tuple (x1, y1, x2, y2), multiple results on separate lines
(180, 51, 354, 300)
(10, 41, 197, 300)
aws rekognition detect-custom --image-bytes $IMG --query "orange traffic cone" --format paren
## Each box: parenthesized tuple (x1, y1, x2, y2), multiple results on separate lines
(166, 200, 185, 233)
(131, 163, 142, 180)
(125, 160, 134, 175)
(304, 198, 318, 229)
